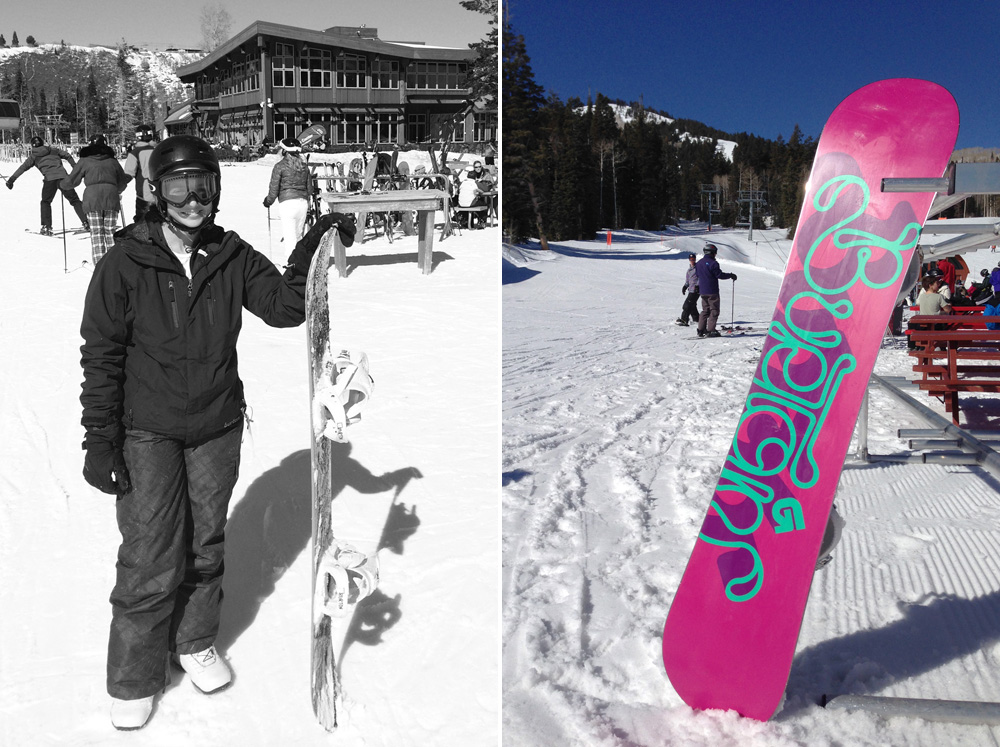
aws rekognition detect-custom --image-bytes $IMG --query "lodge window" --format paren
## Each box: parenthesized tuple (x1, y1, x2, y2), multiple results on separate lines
(374, 112, 397, 143)
(407, 113, 426, 143)
(405, 62, 467, 90)
(300, 47, 332, 88)
(247, 58, 260, 92)
(337, 54, 366, 88)
(273, 43, 295, 88)
(473, 112, 496, 143)
(371, 59, 399, 89)
(340, 112, 365, 143)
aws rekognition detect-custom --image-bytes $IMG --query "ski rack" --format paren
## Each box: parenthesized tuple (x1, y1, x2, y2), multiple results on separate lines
(851, 373, 1000, 480)
(882, 162, 1000, 259)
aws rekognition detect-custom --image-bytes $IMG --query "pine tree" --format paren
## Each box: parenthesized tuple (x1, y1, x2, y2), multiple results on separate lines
(11, 32, 18, 47)
(460, 0, 498, 103)
(502, 22, 548, 246)
(0, 35, 6, 48)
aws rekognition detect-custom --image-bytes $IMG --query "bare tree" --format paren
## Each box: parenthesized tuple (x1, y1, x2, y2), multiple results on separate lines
(200, 3, 232, 52)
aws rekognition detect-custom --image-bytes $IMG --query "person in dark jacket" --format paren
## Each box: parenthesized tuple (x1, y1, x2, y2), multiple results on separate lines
(123, 123, 156, 222)
(62, 134, 129, 264)
(675, 252, 700, 326)
(263, 137, 310, 250)
(79, 135, 355, 731)
(6, 135, 89, 235)
(695, 243, 737, 338)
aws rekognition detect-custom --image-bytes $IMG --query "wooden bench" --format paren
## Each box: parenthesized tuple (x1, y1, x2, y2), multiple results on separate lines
(908, 322, 1000, 424)
(454, 205, 488, 229)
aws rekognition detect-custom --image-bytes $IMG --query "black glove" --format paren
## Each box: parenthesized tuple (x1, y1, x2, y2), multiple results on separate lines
(285, 212, 358, 276)
(5, 181, 12, 190)
(263, 198, 271, 208)
(731, 274, 738, 281)
(82, 433, 131, 496)
(681, 284, 688, 295)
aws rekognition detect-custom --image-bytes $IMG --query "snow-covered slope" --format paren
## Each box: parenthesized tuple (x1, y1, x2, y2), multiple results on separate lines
(504, 223, 1000, 746)
(0, 155, 499, 745)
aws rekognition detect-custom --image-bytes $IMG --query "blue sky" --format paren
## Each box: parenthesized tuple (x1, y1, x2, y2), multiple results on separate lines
(2, 0, 490, 51)
(506, 0, 998, 150)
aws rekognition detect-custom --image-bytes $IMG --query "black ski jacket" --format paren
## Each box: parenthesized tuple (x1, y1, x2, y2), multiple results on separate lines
(80, 213, 309, 444)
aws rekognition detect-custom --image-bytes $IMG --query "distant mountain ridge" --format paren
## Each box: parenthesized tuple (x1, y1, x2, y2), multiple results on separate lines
(575, 101, 738, 161)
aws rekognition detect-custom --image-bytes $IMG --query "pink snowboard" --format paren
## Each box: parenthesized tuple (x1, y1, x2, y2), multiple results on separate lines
(662, 79, 959, 720)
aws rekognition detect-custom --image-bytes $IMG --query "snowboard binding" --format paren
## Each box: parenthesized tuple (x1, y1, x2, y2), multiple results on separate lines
(316, 541, 380, 619)
(313, 349, 374, 443)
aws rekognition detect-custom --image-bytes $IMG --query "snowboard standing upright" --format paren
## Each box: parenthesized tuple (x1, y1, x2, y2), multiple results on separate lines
(662, 79, 959, 720)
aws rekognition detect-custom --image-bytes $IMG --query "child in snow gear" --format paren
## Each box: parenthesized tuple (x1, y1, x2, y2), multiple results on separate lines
(123, 123, 157, 223)
(695, 243, 737, 337)
(675, 253, 700, 326)
(79, 134, 356, 731)
(6, 136, 90, 234)
(263, 137, 310, 249)
(62, 135, 129, 264)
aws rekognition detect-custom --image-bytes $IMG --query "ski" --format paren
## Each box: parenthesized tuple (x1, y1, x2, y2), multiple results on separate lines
(24, 227, 87, 238)
(662, 79, 959, 720)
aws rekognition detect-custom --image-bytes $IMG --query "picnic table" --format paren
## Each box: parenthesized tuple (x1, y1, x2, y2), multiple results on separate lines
(320, 190, 447, 277)
(908, 313, 1000, 424)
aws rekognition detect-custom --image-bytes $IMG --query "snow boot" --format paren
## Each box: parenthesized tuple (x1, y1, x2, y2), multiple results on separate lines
(111, 695, 154, 731)
(706, 330, 721, 338)
(674, 318, 689, 327)
(175, 646, 232, 694)
(40, 226, 52, 236)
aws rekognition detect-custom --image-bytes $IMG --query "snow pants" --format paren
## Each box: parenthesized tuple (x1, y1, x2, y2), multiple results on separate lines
(107, 423, 242, 700)
(277, 197, 308, 251)
(679, 291, 700, 324)
(39, 179, 87, 230)
(698, 293, 722, 333)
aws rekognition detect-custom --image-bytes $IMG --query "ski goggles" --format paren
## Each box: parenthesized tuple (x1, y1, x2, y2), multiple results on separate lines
(157, 171, 219, 207)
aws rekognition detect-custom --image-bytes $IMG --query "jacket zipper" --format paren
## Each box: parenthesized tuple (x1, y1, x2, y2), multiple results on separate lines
(167, 280, 180, 329)
(207, 281, 216, 326)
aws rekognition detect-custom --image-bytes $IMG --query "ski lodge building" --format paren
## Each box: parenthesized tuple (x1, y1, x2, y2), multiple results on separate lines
(169, 21, 495, 152)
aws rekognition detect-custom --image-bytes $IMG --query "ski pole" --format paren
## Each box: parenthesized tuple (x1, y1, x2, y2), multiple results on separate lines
(60, 193, 68, 273)
(731, 278, 735, 330)
(266, 206, 272, 259)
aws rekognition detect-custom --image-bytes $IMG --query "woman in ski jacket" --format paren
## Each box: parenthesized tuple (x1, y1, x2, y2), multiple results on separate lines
(62, 135, 129, 263)
(5, 136, 89, 234)
(79, 135, 355, 731)
(263, 137, 311, 250)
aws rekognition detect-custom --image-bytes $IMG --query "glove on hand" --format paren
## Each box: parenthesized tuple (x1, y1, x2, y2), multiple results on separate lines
(82, 434, 131, 495)
(263, 198, 271, 208)
(681, 284, 688, 295)
(285, 212, 358, 276)
(731, 273, 738, 281)
(5, 181, 12, 190)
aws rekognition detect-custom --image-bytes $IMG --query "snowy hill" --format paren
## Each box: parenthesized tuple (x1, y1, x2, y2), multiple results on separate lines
(0, 43, 200, 107)
(577, 101, 738, 161)
(504, 224, 1000, 746)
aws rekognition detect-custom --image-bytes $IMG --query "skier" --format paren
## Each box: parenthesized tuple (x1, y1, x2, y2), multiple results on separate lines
(5, 135, 89, 235)
(263, 137, 310, 249)
(674, 253, 700, 326)
(61, 134, 128, 264)
(695, 243, 737, 338)
(79, 134, 356, 731)
(123, 123, 157, 223)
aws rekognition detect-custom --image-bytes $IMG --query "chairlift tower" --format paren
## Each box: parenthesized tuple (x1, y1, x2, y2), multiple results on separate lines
(33, 114, 65, 144)
(736, 190, 768, 240)
(700, 183, 721, 231)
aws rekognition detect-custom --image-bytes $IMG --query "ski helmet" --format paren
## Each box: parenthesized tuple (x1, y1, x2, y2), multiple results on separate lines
(89, 134, 107, 146)
(135, 123, 154, 142)
(704, 243, 718, 255)
(278, 137, 302, 153)
(148, 135, 222, 226)
(30, 136, 43, 147)
(687, 253, 697, 260)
